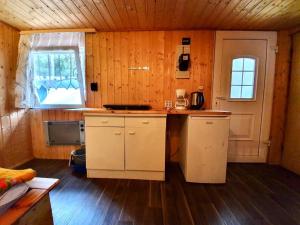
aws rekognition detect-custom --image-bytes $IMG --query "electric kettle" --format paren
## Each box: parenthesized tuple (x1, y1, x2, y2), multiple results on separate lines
(190, 89, 204, 110)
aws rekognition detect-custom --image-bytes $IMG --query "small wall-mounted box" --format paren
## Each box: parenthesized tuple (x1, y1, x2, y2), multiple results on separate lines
(90, 82, 98, 92)
(182, 37, 191, 45)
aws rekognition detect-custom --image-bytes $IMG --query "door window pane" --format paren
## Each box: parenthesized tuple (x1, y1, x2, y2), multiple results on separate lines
(231, 86, 242, 98)
(231, 72, 243, 85)
(241, 86, 254, 98)
(244, 58, 255, 71)
(230, 57, 256, 99)
(243, 72, 255, 85)
(232, 58, 243, 71)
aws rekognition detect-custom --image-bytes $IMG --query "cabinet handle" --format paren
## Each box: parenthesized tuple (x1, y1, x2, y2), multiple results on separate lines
(114, 132, 121, 135)
(128, 131, 136, 135)
(206, 121, 214, 125)
(101, 120, 108, 123)
(142, 121, 149, 124)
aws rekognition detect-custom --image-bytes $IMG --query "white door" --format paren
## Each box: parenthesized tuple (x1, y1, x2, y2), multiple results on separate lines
(86, 127, 125, 170)
(125, 126, 165, 171)
(213, 31, 277, 162)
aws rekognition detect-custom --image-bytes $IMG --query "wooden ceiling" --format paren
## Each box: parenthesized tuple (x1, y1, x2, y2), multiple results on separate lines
(0, 0, 299, 31)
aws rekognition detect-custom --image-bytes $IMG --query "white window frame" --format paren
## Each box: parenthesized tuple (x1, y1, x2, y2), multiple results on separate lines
(228, 55, 259, 102)
(30, 46, 85, 109)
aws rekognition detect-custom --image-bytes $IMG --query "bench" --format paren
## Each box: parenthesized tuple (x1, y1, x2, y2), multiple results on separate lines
(0, 177, 59, 225)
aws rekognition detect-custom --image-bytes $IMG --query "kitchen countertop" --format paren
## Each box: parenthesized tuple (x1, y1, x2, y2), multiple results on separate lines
(68, 108, 231, 116)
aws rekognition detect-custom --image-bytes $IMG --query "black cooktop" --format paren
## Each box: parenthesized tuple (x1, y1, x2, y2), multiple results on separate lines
(103, 104, 152, 110)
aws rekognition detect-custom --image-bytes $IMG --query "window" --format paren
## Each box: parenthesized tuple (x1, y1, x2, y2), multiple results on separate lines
(230, 57, 256, 100)
(31, 48, 85, 107)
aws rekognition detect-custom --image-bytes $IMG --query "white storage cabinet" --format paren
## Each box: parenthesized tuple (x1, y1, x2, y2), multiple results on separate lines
(85, 114, 166, 180)
(179, 116, 230, 183)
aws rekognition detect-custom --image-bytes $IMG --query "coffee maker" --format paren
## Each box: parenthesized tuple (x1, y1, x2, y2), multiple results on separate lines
(175, 89, 189, 110)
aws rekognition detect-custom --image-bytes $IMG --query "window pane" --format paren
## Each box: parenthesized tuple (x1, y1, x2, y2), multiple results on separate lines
(230, 57, 256, 100)
(32, 50, 84, 106)
(41, 88, 82, 105)
(244, 58, 255, 71)
(231, 72, 243, 85)
(54, 55, 61, 77)
(61, 54, 71, 77)
(241, 86, 254, 99)
(243, 72, 255, 85)
(230, 86, 241, 98)
(232, 58, 243, 71)
(37, 54, 49, 77)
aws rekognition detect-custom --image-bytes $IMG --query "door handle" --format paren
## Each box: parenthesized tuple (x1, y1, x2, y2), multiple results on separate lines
(142, 121, 149, 124)
(128, 131, 136, 135)
(263, 140, 271, 147)
(216, 96, 227, 100)
(114, 132, 121, 135)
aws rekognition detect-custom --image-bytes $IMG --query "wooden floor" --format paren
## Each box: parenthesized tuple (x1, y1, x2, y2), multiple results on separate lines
(19, 160, 300, 225)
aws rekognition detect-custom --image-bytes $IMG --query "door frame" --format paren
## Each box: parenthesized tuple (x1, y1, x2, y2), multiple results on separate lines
(212, 31, 277, 163)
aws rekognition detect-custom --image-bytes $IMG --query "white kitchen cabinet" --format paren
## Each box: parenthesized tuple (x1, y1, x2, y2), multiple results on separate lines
(85, 116, 124, 127)
(85, 114, 167, 180)
(125, 117, 166, 171)
(85, 126, 124, 170)
(179, 116, 230, 183)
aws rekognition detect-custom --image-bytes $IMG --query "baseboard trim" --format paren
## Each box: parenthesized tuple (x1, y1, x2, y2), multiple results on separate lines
(11, 156, 34, 169)
(87, 169, 165, 181)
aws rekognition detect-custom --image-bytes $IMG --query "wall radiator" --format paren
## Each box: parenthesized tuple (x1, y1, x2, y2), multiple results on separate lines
(43, 121, 85, 146)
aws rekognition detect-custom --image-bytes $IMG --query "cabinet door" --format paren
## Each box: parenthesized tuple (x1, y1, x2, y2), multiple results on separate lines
(187, 117, 230, 182)
(86, 127, 124, 170)
(125, 127, 165, 171)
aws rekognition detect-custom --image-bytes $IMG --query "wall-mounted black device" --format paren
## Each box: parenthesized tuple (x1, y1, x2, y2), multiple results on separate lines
(178, 37, 191, 71)
(90, 82, 98, 92)
(182, 37, 191, 45)
(179, 53, 190, 71)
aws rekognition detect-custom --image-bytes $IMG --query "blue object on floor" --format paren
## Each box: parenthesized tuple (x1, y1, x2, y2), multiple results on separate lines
(69, 148, 86, 174)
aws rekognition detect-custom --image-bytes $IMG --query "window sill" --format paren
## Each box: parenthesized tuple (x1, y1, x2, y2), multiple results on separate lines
(31, 105, 85, 110)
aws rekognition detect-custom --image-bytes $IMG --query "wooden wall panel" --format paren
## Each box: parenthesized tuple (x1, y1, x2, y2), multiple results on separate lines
(0, 22, 33, 168)
(31, 30, 215, 160)
(281, 32, 300, 175)
(86, 30, 214, 109)
(268, 31, 292, 164)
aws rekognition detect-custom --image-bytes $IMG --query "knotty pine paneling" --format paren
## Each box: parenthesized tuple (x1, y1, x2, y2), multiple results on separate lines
(31, 30, 215, 160)
(0, 22, 33, 168)
(282, 32, 300, 175)
(268, 31, 292, 164)
(86, 30, 214, 109)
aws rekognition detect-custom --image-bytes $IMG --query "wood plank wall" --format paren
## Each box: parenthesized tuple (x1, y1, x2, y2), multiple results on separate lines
(282, 32, 300, 175)
(31, 30, 215, 160)
(268, 31, 292, 164)
(85, 31, 214, 109)
(0, 22, 33, 168)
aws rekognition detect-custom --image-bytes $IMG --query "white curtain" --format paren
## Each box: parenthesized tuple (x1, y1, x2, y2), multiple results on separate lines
(15, 34, 38, 108)
(14, 32, 85, 108)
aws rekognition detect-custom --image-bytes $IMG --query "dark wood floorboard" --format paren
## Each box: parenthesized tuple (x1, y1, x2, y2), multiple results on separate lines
(18, 160, 300, 225)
